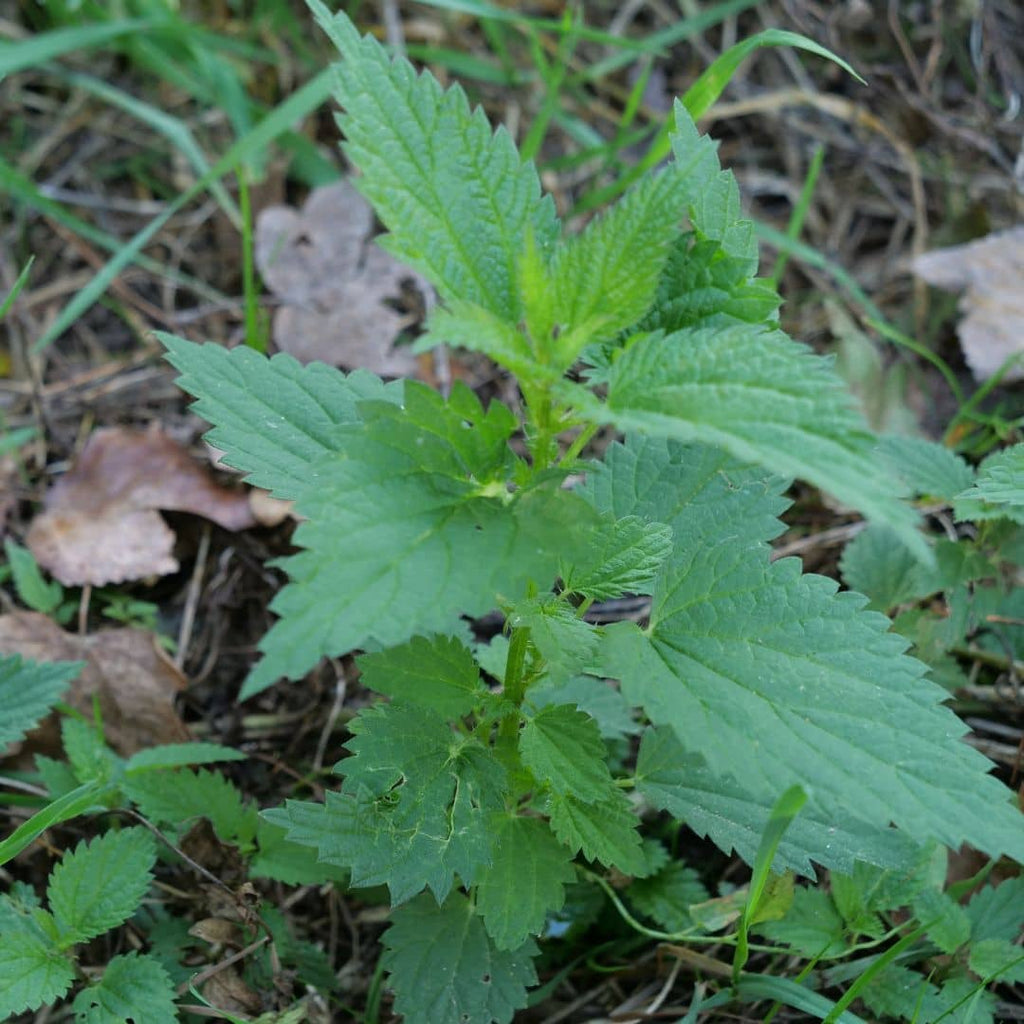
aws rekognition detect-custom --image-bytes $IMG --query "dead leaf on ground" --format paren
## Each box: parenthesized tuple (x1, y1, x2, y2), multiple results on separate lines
(0, 611, 189, 758)
(0, 454, 18, 535)
(26, 424, 257, 586)
(255, 179, 431, 376)
(912, 226, 1024, 382)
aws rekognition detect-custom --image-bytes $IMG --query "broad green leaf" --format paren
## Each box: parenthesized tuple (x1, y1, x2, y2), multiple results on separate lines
(754, 887, 847, 958)
(381, 891, 538, 1024)
(0, 653, 80, 750)
(272, 705, 505, 903)
(511, 600, 598, 681)
(969, 939, 1024, 984)
(840, 525, 939, 611)
(954, 443, 1024, 524)
(309, 1, 558, 322)
(519, 704, 610, 802)
(635, 727, 917, 876)
(160, 334, 399, 499)
(529, 674, 637, 740)
(878, 434, 974, 501)
(71, 952, 177, 1024)
(560, 514, 672, 602)
(244, 384, 597, 696)
(628, 861, 709, 932)
(125, 742, 245, 773)
(476, 814, 576, 949)
(596, 436, 1024, 863)
(546, 789, 645, 874)
(966, 877, 1024, 943)
(123, 768, 258, 850)
(48, 828, 156, 947)
(0, 900, 74, 1017)
(572, 324, 925, 558)
(357, 634, 486, 718)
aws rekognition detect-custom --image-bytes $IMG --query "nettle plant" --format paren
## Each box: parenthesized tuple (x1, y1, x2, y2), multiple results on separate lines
(160, 6, 1023, 1020)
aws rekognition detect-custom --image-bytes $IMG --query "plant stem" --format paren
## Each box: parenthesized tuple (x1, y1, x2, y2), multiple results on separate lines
(497, 626, 531, 754)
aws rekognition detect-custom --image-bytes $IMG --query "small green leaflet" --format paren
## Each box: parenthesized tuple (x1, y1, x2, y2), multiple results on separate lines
(309, 0, 558, 324)
(0, 653, 80, 750)
(0, 900, 74, 1017)
(878, 434, 974, 501)
(357, 634, 486, 718)
(546, 789, 645, 874)
(529, 674, 637, 740)
(560, 514, 672, 602)
(124, 741, 245, 773)
(509, 599, 598, 681)
(969, 939, 1024, 985)
(965, 876, 1024, 943)
(911, 887, 971, 954)
(840, 525, 939, 612)
(519, 704, 611, 802)
(71, 953, 177, 1024)
(754, 887, 847, 959)
(244, 382, 596, 696)
(48, 827, 156, 947)
(249, 820, 349, 885)
(595, 436, 1024, 864)
(954, 442, 1024, 524)
(381, 891, 538, 1024)
(160, 334, 399, 499)
(475, 814, 576, 950)
(628, 861, 709, 932)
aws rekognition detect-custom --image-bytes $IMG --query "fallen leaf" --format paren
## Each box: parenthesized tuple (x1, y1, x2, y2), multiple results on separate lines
(26, 424, 257, 585)
(912, 226, 1024, 382)
(255, 179, 430, 376)
(0, 611, 189, 757)
(201, 966, 264, 1017)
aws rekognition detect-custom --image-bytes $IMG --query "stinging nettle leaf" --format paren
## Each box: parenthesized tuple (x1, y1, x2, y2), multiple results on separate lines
(0, 653, 80, 751)
(546, 788, 646, 874)
(840, 524, 940, 612)
(878, 434, 975, 502)
(309, 0, 558, 323)
(596, 435, 1024, 864)
(48, 827, 156, 947)
(381, 891, 538, 1024)
(954, 442, 1024, 525)
(71, 952, 177, 1024)
(519, 703, 611, 802)
(0, 899, 74, 1017)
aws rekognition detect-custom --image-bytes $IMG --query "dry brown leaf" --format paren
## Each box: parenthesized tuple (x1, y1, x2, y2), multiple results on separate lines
(26, 424, 256, 586)
(255, 179, 430, 376)
(200, 966, 264, 1017)
(0, 611, 189, 756)
(911, 226, 1024, 382)
(0, 454, 18, 535)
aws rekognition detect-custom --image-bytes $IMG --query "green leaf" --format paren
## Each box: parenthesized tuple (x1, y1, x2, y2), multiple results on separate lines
(356, 634, 486, 718)
(966, 877, 1024, 943)
(250, 819, 349, 885)
(572, 324, 925, 557)
(635, 727, 918, 876)
(0, 653, 80, 750)
(754, 887, 847, 958)
(638, 233, 780, 334)
(541, 170, 691, 366)
(529, 674, 637, 740)
(912, 887, 971, 954)
(475, 814, 576, 949)
(560, 514, 672, 602)
(4, 539, 63, 614)
(519, 703, 611, 801)
(878, 434, 974, 501)
(273, 704, 506, 903)
(954, 443, 1024, 525)
(125, 742, 246, 773)
(71, 952, 177, 1024)
(546, 789, 645, 873)
(969, 938, 1024, 984)
(859, 965, 947, 1022)
(597, 437, 1024, 863)
(840, 525, 939, 611)
(123, 768, 258, 850)
(160, 334, 399, 499)
(309, 1, 558, 323)
(0, 899, 74, 1017)
(511, 600, 598, 681)
(62, 718, 121, 786)
(244, 382, 597, 696)
(381, 891, 538, 1024)
(629, 861, 709, 932)
(48, 827, 156, 947)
